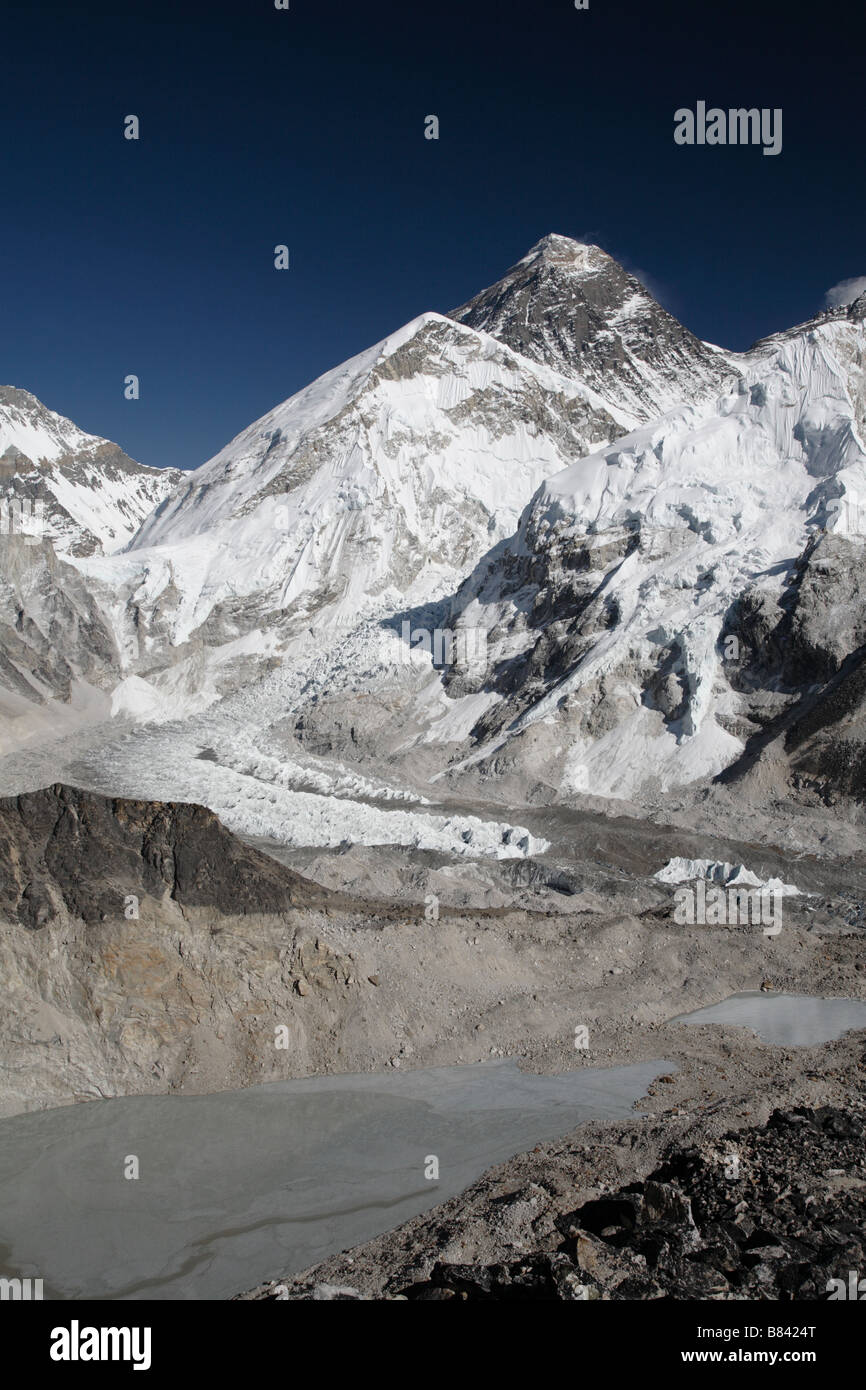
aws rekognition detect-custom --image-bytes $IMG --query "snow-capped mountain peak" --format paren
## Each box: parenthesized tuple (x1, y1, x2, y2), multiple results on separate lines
(5, 245, 866, 855)
(0, 386, 182, 556)
(516, 233, 611, 274)
(0, 385, 103, 464)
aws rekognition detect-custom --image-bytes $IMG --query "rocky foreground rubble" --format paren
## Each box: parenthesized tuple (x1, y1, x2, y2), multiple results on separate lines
(396, 1104, 866, 1300)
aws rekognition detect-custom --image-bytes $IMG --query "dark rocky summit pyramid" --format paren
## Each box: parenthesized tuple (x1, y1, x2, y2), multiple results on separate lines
(451, 233, 732, 422)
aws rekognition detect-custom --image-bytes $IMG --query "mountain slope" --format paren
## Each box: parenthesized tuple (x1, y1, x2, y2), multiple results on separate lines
(428, 292, 866, 803)
(76, 311, 629, 654)
(0, 783, 405, 1114)
(0, 386, 182, 556)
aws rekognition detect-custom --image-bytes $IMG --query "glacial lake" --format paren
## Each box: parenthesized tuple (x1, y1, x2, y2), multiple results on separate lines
(672, 992, 866, 1047)
(0, 1057, 669, 1301)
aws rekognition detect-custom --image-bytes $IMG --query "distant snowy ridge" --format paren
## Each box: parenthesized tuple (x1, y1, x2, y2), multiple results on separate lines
(0, 386, 181, 556)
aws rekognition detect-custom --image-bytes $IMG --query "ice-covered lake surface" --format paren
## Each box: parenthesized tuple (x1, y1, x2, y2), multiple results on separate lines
(0, 1057, 669, 1302)
(672, 992, 866, 1047)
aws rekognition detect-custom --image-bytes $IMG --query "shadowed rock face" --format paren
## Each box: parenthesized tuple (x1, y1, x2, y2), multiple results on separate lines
(0, 783, 328, 930)
(728, 534, 866, 693)
(705, 534, 866, 803)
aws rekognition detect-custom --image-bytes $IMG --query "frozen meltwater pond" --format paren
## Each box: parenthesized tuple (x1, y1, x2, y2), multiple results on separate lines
(672, 993, 866, 1047)
(0, 1058, 668, 1302)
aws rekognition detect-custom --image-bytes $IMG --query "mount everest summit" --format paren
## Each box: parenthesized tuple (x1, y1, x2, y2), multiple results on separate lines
(450, 235, 729, 422)
(1, 235, 865, 856)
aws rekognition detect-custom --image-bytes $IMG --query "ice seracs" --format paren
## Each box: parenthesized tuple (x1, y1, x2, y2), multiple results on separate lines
(654, 859, 801, 896)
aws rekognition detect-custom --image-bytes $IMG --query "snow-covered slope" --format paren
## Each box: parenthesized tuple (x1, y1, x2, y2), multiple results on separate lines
(76, 311, 629, 652)
(0, 387, 182, 556)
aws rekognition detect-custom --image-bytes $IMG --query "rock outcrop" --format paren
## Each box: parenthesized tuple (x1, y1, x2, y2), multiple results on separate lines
(0, 782, 329, 930)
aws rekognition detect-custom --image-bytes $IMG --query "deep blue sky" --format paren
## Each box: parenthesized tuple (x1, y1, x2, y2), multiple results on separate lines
(1, 0, 863, 472)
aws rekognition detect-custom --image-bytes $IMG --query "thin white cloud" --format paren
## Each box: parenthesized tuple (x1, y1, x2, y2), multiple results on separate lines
(824, 276, 866, 309)
(634, 269, 675, 309)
